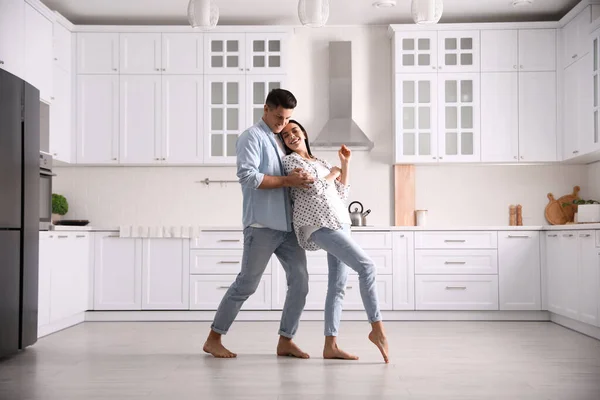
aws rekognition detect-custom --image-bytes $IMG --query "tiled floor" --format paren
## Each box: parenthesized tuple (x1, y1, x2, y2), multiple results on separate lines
(1, 321, 600, 399)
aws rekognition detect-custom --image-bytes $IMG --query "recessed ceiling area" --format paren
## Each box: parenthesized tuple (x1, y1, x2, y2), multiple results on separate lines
(41, 0, 581, 26)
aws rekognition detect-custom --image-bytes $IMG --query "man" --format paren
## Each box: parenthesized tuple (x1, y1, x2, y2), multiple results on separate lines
(203, 89, 314, 359)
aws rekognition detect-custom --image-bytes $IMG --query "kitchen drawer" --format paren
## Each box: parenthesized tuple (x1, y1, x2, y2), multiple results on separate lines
(191, 231, 244, 249)
(189, 250, 272, 275)
(189, 275, 271, 310)
(301, 249, 393, 275)
(351, 231, 393, 249)
(273, 274, 393, 311)
(415, 250, 498, 275)
(596, 231, 600, 247)
(415, 231, 498, 249)
(415, 275, 499, 310)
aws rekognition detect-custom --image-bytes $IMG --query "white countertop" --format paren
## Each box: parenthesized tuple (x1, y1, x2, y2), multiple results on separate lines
(50, 226, 119, 232)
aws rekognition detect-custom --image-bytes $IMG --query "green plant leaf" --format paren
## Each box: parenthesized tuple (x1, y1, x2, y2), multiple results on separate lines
(52, 194, 68, 215)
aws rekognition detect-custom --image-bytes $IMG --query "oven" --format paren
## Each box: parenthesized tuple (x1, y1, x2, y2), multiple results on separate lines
(39, 151, 54, 231)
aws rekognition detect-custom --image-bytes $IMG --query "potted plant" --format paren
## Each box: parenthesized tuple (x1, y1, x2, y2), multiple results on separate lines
(52, 194, 68, 223)
(564, 198, 600, 223)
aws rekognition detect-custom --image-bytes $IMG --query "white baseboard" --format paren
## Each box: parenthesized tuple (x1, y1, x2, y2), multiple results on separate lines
(38, 312, 86, 338)
(84, 310, 551, 322)
(550, 313, 600, 340)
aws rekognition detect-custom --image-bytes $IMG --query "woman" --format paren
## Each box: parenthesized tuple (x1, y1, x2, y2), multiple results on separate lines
(279, 120, 389, 363)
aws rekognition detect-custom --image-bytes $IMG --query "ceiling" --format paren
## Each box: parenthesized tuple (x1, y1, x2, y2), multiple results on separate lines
(41, 0, 581, 26)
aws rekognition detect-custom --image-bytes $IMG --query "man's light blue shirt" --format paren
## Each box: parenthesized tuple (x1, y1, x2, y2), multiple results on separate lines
(236, 119, 292, 232)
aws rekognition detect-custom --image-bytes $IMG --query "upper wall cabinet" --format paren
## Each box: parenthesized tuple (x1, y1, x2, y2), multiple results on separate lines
(481, 29, 556, 72)
(120, 33, 162, 74)
(53, 22, 72, 73)
(394, 32, 438, 73)
(562, 6, 592, 69)
(162, 33, 204, 74)
(593, 32, 600, 152)
(437, 31, 480, 73)
(77, 33, 120, 74)
(0, 0, 25, 79)
(24, 3, 53, 103)
(205, 33, 286, 75)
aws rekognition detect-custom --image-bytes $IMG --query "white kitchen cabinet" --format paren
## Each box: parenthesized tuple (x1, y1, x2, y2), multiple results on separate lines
(437, 73, 480, 162)
(577, 231, 599, 326)
(246, 75, 285, 126)
(76, 75, 119, 164)
(437, 31, 480, 73)
(415, 250, 498, 275)
(392, 232, 415, 310)
(53, 22, 72, 73)
(142, 239, 190, 310)
(394, 32, 438, 73)
(594, 34, 600, 152)
(50, 66, 72, 163)
(162, 75, 204, 164)
(94, 233, 142, 310)
(205, 34, 246, 74)
(498, 232, 541, 311)
(415, 231, 497, 249)
(119, 33, 162, 74)
(293, 249, 393, 276)
(0, 0, 25, 79)
(245, 33, 286, 75)
(562, 6, 591, 69)
(546, 232, 578, 319)
(204, 75, 246, 164)
(24, 3, 53, 103)
(38, 233, 53, 329)
(480, 30, 518, 72)
(518, 72, 557, 162)
(518, 29, 556, 72)
(190, 275, 272, 310)
(415, 275, 499, 311)
(77, 33, 119, 74)
(162, 33, 204, 74)
(119, 75, 162, 164)
(481, 72, 519, 162)
(563, 54, 593, 160)
(394, 74, 438, 163)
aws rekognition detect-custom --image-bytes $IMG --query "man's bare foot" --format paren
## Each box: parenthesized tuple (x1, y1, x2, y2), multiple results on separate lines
(203, 331, 237, 358)
(276, 336, 310, 359)
(368, 329, 389, 363)
(323, 345, 359, 360)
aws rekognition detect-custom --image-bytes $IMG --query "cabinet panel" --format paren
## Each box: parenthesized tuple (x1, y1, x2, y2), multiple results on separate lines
(205, 34, 246, 74)
(437, 31, 480, 73)
(518, 29, 556, 72)
(53, 22, 72, 72)
(245, 33, 286, 75)
(415, 275, 499, 310)
(0, 0, 25, 78)
(578, 232, 598, 326)
(24, 4, 53, 102)
(415, 250, 498, 275)
(50, 66, 72, 163)
(162, 33, 204, 74)
(190, 275, 271, 310)
(480, 30, 518, 72)
(77, 33, 119, 74)
(120, 33, 162, 74)
(393, 233, 415, 310)
(246, 75, 285, 127)
(394, 32, 438, 73)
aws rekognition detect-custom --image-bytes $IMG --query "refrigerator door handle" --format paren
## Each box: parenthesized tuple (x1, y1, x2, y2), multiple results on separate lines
(40, 171, 56, 177)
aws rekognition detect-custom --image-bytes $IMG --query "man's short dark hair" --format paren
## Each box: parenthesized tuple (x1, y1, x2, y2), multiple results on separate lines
(265, 89, 297, 110)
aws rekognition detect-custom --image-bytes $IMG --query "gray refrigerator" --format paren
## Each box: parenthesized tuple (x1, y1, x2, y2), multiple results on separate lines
(0, 68, 40, 359)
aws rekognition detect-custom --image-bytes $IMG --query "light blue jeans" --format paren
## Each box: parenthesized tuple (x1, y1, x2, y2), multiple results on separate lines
(310, 225, 382, 336)
(211, 226, 309, 338)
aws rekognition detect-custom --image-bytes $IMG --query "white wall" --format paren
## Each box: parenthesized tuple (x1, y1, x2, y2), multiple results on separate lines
(53, 26, 592, 228)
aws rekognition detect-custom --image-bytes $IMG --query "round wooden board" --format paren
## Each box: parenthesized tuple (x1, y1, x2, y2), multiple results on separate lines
(557, 185, 581, 223)
(545, 193, 568, 225)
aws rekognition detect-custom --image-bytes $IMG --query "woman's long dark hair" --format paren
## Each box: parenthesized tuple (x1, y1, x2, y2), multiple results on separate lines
(279, 119, 314, 157)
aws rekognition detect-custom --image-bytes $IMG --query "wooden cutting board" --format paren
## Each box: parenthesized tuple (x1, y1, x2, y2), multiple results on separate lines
(545, 193, 568, 225)
(557, 185, 580, 223)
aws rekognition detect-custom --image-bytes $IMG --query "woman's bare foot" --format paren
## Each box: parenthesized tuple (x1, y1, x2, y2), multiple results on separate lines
(276, 336, 310, 359)
(203, 331, 237, 358)
(323, 336, 359, 360)
(369, 322, 389, 363)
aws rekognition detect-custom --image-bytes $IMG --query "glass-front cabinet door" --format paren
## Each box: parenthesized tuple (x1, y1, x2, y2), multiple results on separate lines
(204, 34, 246, 74)
(246, 75, 286, 126)
(245, 33, 286, 75)
(394, 32, 438, 73)
(437, 31, 480, 73)
(204, 76, 246, 164)
(437, 73, 480, 162)
(394, 74, 438, 163)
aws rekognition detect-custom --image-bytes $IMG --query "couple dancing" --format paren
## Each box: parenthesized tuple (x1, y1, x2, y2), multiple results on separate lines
(203, 89, 389, 363)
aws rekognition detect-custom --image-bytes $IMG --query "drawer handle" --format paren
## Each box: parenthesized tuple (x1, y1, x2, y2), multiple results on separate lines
(218, 286, 230, 290)
(108, 235, 119, 238)
(508, 235, 530, 239)
(219, 239, 241, 243)
(218, 261, 240, 264)
(445, 286, 467, 290)
(563, 234, 574, 238)
(57, 235, 68, 239)
(579, 234, 591, 238)
(444, 261, 466, 265)
(346, 286, 353, 290)
(547, 234, 558, 237)
(76, 235, 86, 238)
(444, 240, 466, 243)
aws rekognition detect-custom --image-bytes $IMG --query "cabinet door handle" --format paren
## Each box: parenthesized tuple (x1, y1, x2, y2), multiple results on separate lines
(218, 261, 240, 264)
(508, 235, 530, 239)
(579, 234, 592, 238)
(444, 239, 466, 243)
(112, 158, 118, 161)
(445, 286, 467, 290)
(57, 235, 68, 239)
(0, 60, 4, 65)
(76, 235, 86, 238)
(108, 235, 119, 238)
(547, 234, 558, 237)
(113, 68, 118, 71)
(219, 239, 240, 243)
(346, 286, 353, 290)
(432, 66, 436, 69)
(572, 54, 577, 59)
(563, 234, 574, 237)
(520, 65, 524, 69)
(218, 286, 230, 290)
(573, 151, 579, 154)
(444, 261, 466, 265)
(513, 65, 517, 69)
(398, 234, 405, 238)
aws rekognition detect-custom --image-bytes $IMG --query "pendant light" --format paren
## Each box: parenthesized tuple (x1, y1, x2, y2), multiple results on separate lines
(188, 0, 219, 30)
(298, 0, 330, 28)
(411, 0, 443, 25)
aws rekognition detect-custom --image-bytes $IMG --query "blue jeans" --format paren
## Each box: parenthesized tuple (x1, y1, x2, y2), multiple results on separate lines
(211, 227, 309, 338)
(310, 225, 382, 336)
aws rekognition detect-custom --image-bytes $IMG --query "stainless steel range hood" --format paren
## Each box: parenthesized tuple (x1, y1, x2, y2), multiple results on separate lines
(311, 41, 374, 151)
